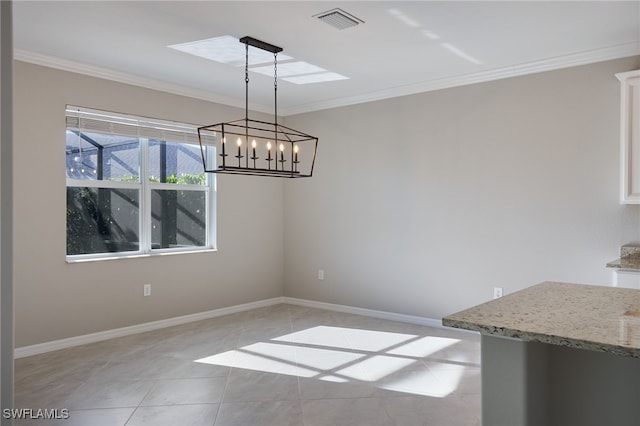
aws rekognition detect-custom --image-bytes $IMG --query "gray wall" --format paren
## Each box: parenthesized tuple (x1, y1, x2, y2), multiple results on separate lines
(283, 56, 640, 320)
(13, 56, 640, 347)
(13, 62, 285, 347)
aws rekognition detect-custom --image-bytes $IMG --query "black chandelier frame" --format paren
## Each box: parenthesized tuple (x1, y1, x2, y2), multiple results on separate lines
(198, 36, 318, 178)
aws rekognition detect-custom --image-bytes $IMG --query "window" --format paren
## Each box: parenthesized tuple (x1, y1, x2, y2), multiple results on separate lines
(65, 106, 216, 260)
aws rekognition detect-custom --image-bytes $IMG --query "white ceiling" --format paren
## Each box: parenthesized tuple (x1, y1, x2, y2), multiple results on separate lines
(13, 1, 640, 116)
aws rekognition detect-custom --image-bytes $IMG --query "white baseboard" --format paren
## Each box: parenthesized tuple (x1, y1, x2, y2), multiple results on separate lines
(283, 297, 444, 328)
(14, 297, 285, 358)
(15, 297, 450, 358)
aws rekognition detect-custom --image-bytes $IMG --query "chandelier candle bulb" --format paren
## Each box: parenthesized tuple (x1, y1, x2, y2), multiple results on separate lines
(236, 137, 243, 167)
(251, 139, 258, 168)
(279, 142, 285, 170)
(266, 141, 273, 169)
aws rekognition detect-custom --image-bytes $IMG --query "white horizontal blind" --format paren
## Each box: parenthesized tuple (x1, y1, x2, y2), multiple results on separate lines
(65, 105, 215, 145)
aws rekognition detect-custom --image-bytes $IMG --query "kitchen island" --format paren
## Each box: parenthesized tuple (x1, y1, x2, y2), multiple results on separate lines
(443, 281, 640, 426)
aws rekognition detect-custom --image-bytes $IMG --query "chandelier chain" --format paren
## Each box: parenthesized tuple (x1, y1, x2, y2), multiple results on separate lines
(274, 52, 278, 126)
(245, 42, 249, 85)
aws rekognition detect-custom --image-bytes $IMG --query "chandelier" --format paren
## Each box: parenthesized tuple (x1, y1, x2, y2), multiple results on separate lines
(198, 36, 318, 178)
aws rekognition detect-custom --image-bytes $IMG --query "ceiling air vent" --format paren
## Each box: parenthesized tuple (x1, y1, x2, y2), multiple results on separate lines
(314, 8, 364, 30)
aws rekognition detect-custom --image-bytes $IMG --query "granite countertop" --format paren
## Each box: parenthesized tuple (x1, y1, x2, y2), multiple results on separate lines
(607, 243, 640, 271)
(442, 281, 640, 359)
(607, 257, 640, 270)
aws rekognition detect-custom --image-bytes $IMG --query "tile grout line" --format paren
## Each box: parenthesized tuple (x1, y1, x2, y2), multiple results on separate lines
(211, 322, 244, 426)
(288, 305, 308, 426)
(14, 304, 481, 425)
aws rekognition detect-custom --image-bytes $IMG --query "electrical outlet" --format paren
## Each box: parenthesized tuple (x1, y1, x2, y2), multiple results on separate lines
(493, 287, 503, 299)
(143, 284, 151, 297)
(318, 269, 325, 280)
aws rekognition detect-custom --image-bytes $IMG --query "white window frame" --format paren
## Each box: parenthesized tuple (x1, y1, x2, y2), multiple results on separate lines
(65, 106, 216, 262)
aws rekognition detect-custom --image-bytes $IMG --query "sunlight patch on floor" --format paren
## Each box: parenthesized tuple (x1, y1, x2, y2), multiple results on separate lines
(380, 364, 466, 397)
(273, 325, 419, 352)
(336, 355, 416, 382)
(195, 325, 463, 397)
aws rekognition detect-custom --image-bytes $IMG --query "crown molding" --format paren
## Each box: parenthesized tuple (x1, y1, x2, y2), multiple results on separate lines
(15, 42, 640, 117)
(282, 42, 640, 116)
(13, 49, 275, 115)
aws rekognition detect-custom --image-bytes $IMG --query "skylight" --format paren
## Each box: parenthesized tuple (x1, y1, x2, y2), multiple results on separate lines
(169, 35, 291, 66)
(169, 35, 348, 85)
(251, 61, 325, 77)
(283, 72, 349, 85)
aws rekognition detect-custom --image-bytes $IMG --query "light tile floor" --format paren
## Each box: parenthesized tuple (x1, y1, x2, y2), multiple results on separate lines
(14, 304, 481, 426)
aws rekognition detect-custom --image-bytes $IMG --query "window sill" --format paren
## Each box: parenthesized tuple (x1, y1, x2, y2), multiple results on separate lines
(66, 248, 217, 264)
